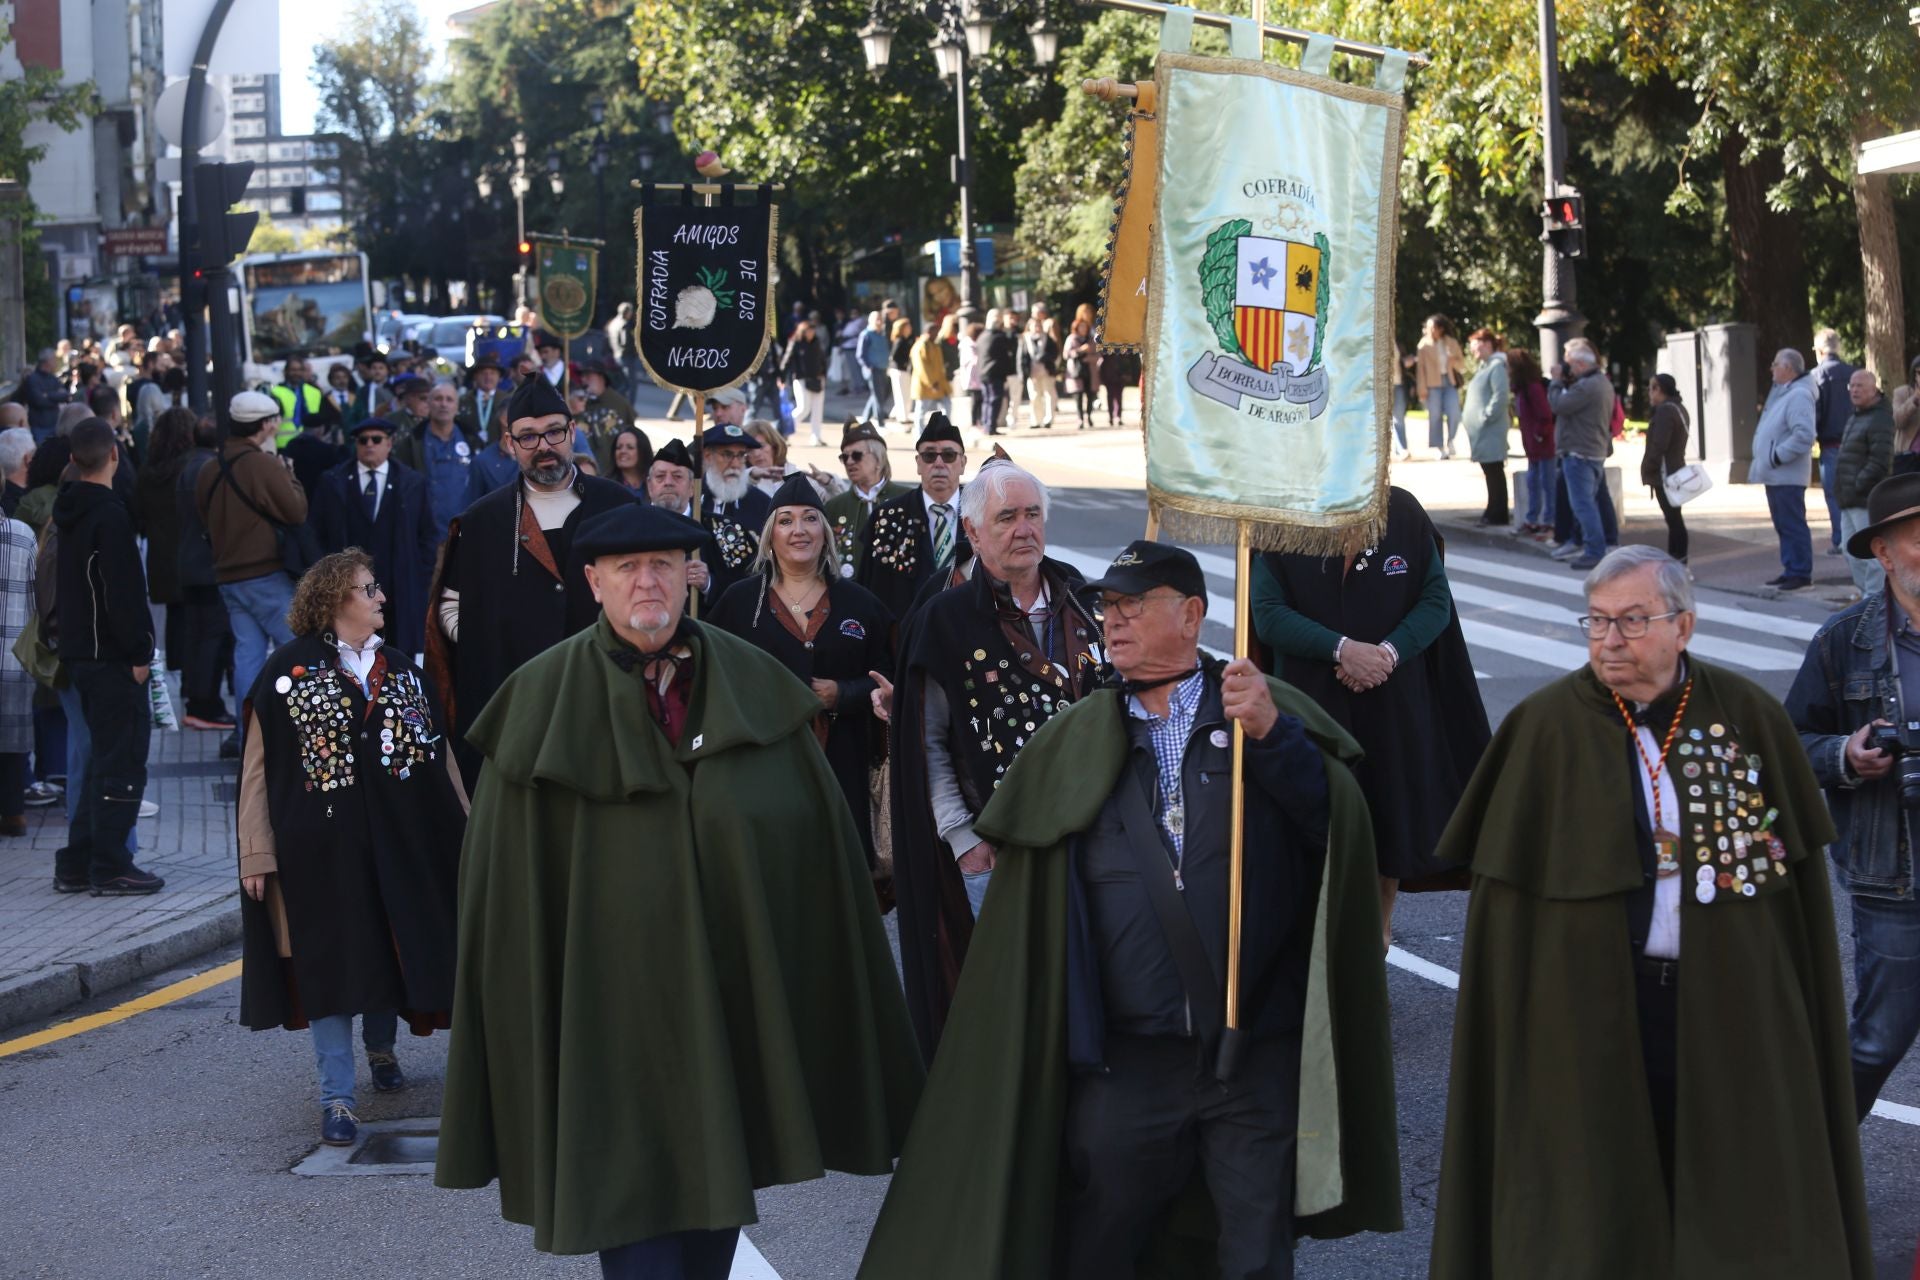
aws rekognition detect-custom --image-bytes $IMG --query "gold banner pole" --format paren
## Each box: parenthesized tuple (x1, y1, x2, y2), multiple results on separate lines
(1219, 518, 1251, 1079)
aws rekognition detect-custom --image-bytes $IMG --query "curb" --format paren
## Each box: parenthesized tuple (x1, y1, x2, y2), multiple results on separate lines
(0, 894, 242, 1038)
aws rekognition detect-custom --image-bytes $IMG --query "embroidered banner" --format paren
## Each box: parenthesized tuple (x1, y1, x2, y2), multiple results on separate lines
(535, 240, 598, 340)
(633, 193, 778, 395)
(1141, 41, 1409, 554)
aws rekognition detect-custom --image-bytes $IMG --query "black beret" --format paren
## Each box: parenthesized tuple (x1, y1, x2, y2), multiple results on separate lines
(349, 416, 398, 437)
(768, 472, 824, 513)
(507, 374, 569, 425)
(915, 412, 962, 448)
(574, 502, 712, 562)
(653, 438, 694, 472)
(701, 421, 754, 451)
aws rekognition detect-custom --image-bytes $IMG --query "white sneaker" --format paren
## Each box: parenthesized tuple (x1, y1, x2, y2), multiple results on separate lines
(137, 799, 159, 818)
(1549, 542, 1582, 560)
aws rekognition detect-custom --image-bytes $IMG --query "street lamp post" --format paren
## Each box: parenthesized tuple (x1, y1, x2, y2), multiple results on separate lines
(476, 132, 537, 306)
(859, 0, 1059, 310)
(1533, 0, 1585, 372)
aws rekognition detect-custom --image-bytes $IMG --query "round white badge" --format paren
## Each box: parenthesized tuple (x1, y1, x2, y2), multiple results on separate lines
(840, 562, 854, 578)
(275, 675, 293, 694)
(1210, 729, 1230, 749)
(455, 440, 471, 457)
(1696, 882, 1716, 904)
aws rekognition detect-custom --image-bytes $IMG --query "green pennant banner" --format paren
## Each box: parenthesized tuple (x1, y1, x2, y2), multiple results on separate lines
(535, 240, 598, 340)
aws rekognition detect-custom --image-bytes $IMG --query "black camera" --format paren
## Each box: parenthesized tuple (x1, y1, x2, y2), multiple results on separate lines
(1868, 719, 1920, 809)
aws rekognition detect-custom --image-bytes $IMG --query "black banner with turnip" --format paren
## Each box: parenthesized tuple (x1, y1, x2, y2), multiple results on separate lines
(632, 192, 778, 396)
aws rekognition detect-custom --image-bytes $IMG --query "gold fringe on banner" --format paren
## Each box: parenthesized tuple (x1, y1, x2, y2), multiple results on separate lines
(630, 197, 780, 400)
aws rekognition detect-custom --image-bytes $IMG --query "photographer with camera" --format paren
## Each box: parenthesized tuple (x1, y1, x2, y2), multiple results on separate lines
(1786, 471, 1920, 1120)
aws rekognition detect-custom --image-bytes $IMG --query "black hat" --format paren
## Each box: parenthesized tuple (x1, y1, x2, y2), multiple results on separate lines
(915, 412, 962, 448)
(507, 373, 570, 424)
(388, 372, 429, 398)
(840, 419, 885, 451)
(467, 352, 504, 376)
(1082, 541, 1209, 611)
(1847, 474, 1920, 559)
(352, 340, 378, 364)
(350, 416, 398, 438)
(768, 472, 825, 513)
(653, 438, 694, 473)
(701, 421, 754, 451)
(573, 503, 712, 563)
(532, 329, 563, 352)
(578, 356, 618, 382)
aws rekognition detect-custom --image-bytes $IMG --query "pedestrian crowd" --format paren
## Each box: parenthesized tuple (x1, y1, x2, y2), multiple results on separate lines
(9, 307, 1920, 1280)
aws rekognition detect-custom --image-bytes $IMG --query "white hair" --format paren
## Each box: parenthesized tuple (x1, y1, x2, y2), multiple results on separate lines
(1564, 339, 1599, 369)
(1584, 544, 1695, 615)
(958, 461, 1050, 529)
(0, 427, 33, 475)
(1814, 328, 1842, 357)
(1775, 348, 1806, 376)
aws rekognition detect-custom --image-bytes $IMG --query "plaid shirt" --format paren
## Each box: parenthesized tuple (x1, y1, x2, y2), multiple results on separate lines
(1127, 669, 1207, 858)
(0, 516, 36, 753)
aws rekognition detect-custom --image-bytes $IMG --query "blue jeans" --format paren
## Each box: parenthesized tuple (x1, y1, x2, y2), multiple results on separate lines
(55, 684, 137, 856)
(600, 1228, 741, 1280)
(1765, 484, 1813, 579)
(861, 365, 889, 423)
(963, 866, 992, 917)
(1525, 458, 1558, 526)
(311, 1011, 399, 1106)
(219, 573, 295, 713)
(914, 397, 952, 433)
(1820, 446, 1842, 549)
(1560, 455, 1608, 560)
(1849, 892, 1920, 1120)
(1426, 384, 1461, 453)
(1391, 386, 1408, 451)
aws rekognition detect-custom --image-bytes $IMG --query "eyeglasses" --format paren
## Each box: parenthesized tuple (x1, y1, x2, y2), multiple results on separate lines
(1575, 611, 1680, 639)
(511, 425, 572, 448)
(356, 434, 387, 445)
(918, 448, 962, 464)
(357, 581, 384, 599)
(840, 449, 873, 464)
(1100, 590, 1180, 620)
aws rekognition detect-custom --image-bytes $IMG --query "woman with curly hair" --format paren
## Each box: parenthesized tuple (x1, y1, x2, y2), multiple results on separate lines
(235, 549, 467, 1148)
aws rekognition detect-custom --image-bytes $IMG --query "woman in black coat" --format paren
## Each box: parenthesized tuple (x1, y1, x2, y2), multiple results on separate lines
(236, 549, 467, 1149)
(709, 473, 894, 865)
(1642, 372, 1690, 562)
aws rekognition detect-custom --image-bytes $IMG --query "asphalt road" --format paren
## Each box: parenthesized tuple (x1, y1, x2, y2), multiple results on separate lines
(2, 469, 1916, 1279)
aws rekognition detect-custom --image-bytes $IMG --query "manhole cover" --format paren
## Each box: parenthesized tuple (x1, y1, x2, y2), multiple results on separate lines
(291, 1117, 440, 1176)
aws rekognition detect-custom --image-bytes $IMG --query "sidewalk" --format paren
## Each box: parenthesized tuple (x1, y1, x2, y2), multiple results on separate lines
(0, 681, 240, 1034)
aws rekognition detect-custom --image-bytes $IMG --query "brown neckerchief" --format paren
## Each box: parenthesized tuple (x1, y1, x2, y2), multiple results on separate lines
(989, 564, 1098, 697)
(514, 481, 562, 581)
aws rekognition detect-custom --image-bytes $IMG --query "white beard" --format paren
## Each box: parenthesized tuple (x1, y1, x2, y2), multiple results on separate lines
(705, 469, 750, 505)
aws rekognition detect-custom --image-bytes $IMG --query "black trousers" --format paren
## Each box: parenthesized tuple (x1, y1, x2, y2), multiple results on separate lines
(1635, 964, 1679, 1202)
(177, 584, 234, 717)
(1480, 462, 1509, 524)
(598, 1228, 740, 1280)
(1063, 1032, 1301, 1280)
(1652, 483, 1689, 562)
(980, 379, 1008, 435)
(56, 662, 150, 884)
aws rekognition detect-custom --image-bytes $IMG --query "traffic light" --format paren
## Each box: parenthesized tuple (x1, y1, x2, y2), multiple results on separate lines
(1540, 191, 1585, 259)
(192, 161, 259, 265)
(518, 238, 532, 259)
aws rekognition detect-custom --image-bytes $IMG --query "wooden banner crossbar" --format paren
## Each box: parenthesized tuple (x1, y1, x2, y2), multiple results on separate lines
(1081, 0, 1429, 67)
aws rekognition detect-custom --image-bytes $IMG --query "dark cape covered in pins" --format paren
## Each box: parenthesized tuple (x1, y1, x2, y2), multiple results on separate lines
(238, 635, 466, 1033)
(1430, 660, 1870, 1280)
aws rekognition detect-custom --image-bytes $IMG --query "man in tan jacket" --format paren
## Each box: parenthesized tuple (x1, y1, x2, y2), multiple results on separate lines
(194, 391, 308, 726)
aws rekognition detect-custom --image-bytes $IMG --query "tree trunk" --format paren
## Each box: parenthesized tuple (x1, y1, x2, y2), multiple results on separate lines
(1852, 116, 1906, 386)
(1720, 132, 1812, 400)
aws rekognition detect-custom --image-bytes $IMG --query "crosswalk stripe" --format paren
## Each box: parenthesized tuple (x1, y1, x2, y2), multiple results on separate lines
(733, 1237, 782, 1279)
(1444, 551, 1822, 643)
(1447, 581, 1804, 672)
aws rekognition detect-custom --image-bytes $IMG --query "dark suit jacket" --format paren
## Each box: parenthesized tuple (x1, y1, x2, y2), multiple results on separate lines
(311, 457, 438, 656)
(458, 388, 510, 442)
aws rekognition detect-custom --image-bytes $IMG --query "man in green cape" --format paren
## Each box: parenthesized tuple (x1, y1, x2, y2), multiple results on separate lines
(860, 542, 1400, 1280)
(434, 502, 923, 1277)
(1430, 545, 1870, 1280)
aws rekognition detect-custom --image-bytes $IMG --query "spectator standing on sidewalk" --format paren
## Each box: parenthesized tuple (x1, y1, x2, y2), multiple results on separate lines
(979, 310, 1019, 436)
(51, 419, 162, 895)
(605, 302, 637, 397)
(1750, 348, 1819, 591)
(1415, 314, 1465, 459)
(1813, 329, 1857, 555)
(1062, 318, 1099, 427)
(1509, 349, 1556, 536)
(1642, 373, 1691, 564)
(1019, 314, 1059, 429)
(1834, 369, 1895, 599)
(888, 318, 916, 430)
(909, 322, 953, 434)
(957, 316, 984, 433)
(195, 392, 308, 728)
(1462, 329, 1511, 527)
(0, 510, 33, 837)
(172, 414, 236, 733)
(1547, 339, 1614, 571)
(859, 311, 893, 424)
(1894, 354, 1920, 461)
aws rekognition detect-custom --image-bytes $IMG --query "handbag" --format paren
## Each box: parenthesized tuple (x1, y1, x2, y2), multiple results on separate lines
(215, 451, 323, 579)
(1662, 462, 1713, 507)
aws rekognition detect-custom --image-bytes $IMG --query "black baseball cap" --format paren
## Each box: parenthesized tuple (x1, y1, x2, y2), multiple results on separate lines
(1083, 541, 1208, 610)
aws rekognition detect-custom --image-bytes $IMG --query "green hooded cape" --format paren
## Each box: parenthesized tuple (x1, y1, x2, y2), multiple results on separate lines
(858, 678, 1402, 1279)
(434, 617, 924, 1255)
(1430, 661, 1870, 1280)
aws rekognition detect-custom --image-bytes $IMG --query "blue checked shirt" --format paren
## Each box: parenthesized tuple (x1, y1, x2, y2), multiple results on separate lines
(1127, 670, 1208, 858)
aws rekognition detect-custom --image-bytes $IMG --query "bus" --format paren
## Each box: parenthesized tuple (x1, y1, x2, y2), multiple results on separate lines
(236, 250, 373, 385)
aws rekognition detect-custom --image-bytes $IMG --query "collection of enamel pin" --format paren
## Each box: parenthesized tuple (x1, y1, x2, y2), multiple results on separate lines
(1676, 721, 1788, 905)
(866, 506, 921, 576)
(708, 515, 758, 570)
(960, 645, 1074, 786)
(276, 661, 443, 812)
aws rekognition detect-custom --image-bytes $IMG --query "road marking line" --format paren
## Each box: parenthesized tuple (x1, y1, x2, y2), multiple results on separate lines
(733, 1236, 783, 1279)
(1387, 944, 1920, 1128)
(1448, 581, 1802, 672)
(0, 958, 242, 1060)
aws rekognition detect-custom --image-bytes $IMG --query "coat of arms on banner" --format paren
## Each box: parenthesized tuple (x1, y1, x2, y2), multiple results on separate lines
(1191, 202, 1331, 418)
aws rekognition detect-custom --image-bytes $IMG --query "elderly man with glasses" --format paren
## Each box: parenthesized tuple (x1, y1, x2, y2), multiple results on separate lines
(824, 419, 911, 577)
(1429, 544, 1869, 1280)
(424, 374, 638, 784)
(856, 413, 971, 622)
